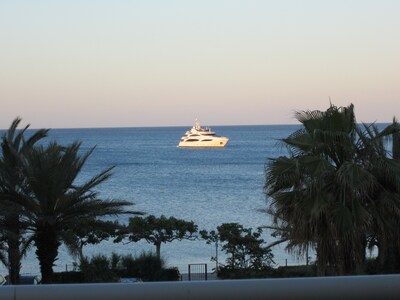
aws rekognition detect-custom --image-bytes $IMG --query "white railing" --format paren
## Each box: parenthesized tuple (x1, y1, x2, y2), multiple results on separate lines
(0, 275, 399, 300)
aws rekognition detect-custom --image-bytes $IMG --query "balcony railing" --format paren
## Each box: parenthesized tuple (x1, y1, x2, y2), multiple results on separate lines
(0, 274, 399, 300)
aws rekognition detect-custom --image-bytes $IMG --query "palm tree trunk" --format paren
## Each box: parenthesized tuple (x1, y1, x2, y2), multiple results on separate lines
(317, 237, 340, 276)
(7, 235, 21, 284)
(5, 214, 21, 285)
(379, 233, 400, 273)
(35, 225, 60, 284)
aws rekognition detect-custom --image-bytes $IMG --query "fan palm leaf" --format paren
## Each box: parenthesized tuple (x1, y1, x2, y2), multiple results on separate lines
(264, 103, 400, 275)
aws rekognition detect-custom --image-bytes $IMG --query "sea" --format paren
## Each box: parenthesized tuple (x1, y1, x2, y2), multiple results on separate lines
(2, 124, 307, 276)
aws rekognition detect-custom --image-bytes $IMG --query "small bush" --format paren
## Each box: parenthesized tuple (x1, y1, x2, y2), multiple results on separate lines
(217, 265, 317, 279)
(158, 267, 180, 281)
(217, 266, 274, 279)
(79, 252, 180, 282)
(131, 252, 164, 281)
(80, 255, 119, 283)
(53, 271, 84, 283)
(271, 265, 316, 278)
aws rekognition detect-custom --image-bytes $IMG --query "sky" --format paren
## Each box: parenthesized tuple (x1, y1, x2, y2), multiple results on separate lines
(0, 0, 399, 129)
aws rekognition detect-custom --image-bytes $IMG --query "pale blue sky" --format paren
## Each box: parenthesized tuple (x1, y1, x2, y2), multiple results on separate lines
(1, 0, 399, 128)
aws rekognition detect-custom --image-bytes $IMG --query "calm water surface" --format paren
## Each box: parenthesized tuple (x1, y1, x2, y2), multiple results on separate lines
(4, 124, 305, 274)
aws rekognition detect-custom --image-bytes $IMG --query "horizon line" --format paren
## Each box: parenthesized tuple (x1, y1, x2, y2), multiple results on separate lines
(0, 121, 393, 131)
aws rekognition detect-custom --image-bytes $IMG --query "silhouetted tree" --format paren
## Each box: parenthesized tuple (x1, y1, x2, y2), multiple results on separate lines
(0, 118, 48, 284)
(123, 215, 197, 258)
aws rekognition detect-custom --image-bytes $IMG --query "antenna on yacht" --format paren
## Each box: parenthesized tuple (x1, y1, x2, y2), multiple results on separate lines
(195, 118, 200, 129)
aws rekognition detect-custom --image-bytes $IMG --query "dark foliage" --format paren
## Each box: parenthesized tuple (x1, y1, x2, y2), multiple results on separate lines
(79, 252, 180, 283)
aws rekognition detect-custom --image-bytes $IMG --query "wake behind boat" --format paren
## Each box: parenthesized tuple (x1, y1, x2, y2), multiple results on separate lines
(178, 120, 229, 148)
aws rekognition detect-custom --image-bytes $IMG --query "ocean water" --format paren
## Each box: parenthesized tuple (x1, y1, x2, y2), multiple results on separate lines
(3, 124, 305, 275)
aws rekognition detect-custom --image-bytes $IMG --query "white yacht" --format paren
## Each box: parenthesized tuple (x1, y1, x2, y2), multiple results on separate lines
(178, 120, 229, 148)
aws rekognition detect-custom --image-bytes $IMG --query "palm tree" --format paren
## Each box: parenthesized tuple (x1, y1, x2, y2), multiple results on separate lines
(264, 104, 400, 275)
(358, 119, 400, 272)
(14, 141, 133, 283)
(0, 118, 48, 284)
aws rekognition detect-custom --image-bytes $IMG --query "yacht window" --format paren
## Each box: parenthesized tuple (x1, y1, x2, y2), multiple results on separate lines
(187, 139, 199, 142)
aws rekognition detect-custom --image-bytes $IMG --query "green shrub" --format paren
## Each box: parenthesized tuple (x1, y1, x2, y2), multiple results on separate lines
(217, 266, 274, 279)
(79, 252, 180, 282)
(53, 271, 84, 283)
(126, 252, 164, 281)
(80, 255, 119, 283)
(158, 267, 180, 281)
(217, 265, 318, 279)
(271, 265, 316, 278)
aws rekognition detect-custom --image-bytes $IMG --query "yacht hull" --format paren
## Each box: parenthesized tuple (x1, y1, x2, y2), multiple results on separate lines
(178, 138, 229, 148)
